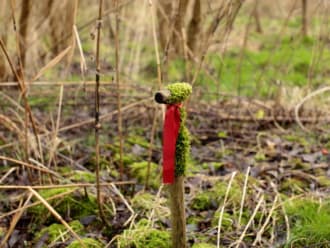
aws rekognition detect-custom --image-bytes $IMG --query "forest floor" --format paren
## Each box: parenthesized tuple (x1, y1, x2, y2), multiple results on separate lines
(1, 1, 330, 247)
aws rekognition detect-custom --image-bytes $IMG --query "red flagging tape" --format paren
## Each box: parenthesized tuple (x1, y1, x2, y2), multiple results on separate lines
(162, 104, 181, 184)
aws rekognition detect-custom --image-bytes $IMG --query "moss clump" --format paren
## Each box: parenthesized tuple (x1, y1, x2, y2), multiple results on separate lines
(130, 161, 160, 188)
(165, 82, 192, 104)
(211, 211, 236, 231)
(69, 170, 96, 183)
(117, 219, 171, 248)
(68, 238, 103, 248)
(192, 243, 217, 248)
(285, 198, 330, 247)
(191, 191, 216, 211)
(34, 220, 84, 245)
(29, 188, 98, 224)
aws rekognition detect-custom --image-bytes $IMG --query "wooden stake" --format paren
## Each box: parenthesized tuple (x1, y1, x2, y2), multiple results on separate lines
(169, 176, 186, 248)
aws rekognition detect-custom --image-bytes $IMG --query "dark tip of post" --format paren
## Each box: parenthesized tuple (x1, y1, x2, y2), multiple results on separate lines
(154, 89, 170, 104)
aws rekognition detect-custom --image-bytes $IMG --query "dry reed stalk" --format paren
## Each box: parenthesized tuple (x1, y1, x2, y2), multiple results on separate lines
(47, 85, 64, 168)
(94, 0, 110, 226)
(0, 167, 18, 184)
(9, 0, 30, 162)
(65, 0, 79, 76)
(0, 114, 24, 141)
(130, 1, 148, 78)
(61, 98, 152, 132)
(114, 0, 124, 180)
(232, 193, 264, 248)
(145, 105, 158, 189)
(18, 0, 31, 68)
(147, 184, 165, 226)
(0, 38, 41, 160)
(32, 46, 72, 81)
(252, 195, 279, 246)
(216, 171, 237, 248)
(73, 25, 88, 81)
(0, 181, 135, 191)
(110, 183, 135, 226)
(27, 187, 87, 248)
(238, 166, 250, 228)
(0, 155, 59, 176)
(294, 86, 330, 131)
(145, 0, 163, 189)
(0, 192, 33, 247)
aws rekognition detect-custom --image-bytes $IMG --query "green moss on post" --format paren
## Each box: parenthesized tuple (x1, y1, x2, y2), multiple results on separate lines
(165, 82, 192, 104)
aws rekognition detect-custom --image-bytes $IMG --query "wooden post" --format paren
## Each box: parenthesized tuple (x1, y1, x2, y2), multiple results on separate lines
(169, 176, 186, 248)
(155, 82, 192, 248)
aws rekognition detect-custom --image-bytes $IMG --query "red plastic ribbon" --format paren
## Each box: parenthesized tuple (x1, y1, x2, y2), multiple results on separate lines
(162, 104, 181, 184)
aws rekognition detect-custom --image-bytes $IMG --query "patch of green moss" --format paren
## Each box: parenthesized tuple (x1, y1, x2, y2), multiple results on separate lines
(117, 219, 171, 248)
(165, 82, 192, 104)
(191, 174, 246, 211)
(68, 238, 103, 248)
(34, 220, 84, 245)
(254, 151, 266, 162)
(69, 170, 96, 183)
(317, 176, 330, 187)
(211, 211, 234, 230)
(29, 188, 98, 224)
(127, 135, 150, 149)
(130, 161, 160, 188)
(191, 191, 216, 211)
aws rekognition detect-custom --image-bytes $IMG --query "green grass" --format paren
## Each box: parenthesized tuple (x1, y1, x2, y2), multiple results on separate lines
(166, 35, 330, 99)
(285, 198, 330, 247)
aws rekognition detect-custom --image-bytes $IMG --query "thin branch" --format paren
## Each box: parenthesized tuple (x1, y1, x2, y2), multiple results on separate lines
(115, 0, 124, 179)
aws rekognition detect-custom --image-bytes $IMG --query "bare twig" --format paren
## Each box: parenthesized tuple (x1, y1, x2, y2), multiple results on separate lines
(114, 0, 124, 179)
(0, 181, 135, 190)
(0, 155, 59, 177)
(238, 166, 250, 227)
(217, 171, 237, 248)
(294, 86, 330, 131)
(145, 0, 163, 189)
(232, 193, 264, 248)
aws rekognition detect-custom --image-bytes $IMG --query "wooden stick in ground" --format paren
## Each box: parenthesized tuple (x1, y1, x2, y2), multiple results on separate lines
(155, 83, 192, 248)
(169, 176, 186, 248)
